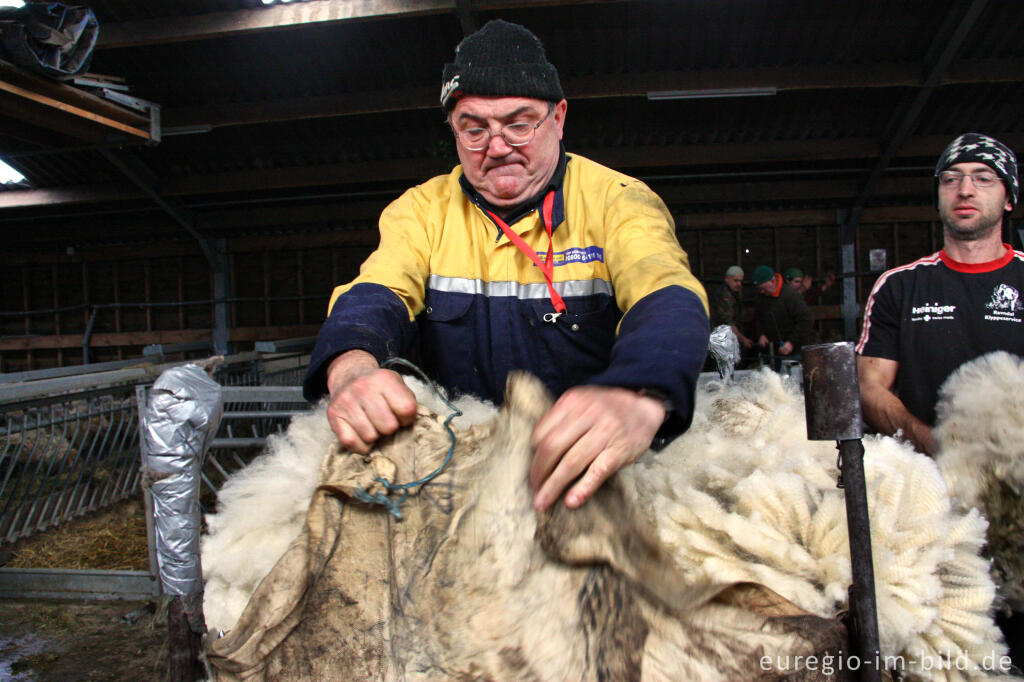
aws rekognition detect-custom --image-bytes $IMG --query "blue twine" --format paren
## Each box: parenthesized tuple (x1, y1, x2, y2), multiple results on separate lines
(352, 357, 462, 520)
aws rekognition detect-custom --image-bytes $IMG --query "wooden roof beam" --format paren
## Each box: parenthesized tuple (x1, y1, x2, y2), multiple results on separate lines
(0, 59, 151, 144)
(97, 0, 624, 48)
(162, 59, 1024, 130)
(3, 133, 1021, 211)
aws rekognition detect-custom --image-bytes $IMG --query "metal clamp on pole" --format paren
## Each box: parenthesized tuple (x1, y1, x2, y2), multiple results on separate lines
(802, 341, 881, 682)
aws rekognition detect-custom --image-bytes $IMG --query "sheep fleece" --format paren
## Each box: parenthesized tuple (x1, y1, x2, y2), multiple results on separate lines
(205, 373, 850, 681)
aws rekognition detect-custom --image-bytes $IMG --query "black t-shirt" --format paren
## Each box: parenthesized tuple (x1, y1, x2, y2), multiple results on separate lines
(856, 247, 1024, 425)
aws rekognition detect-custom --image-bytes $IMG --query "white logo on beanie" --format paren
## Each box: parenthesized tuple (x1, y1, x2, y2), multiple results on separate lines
(440, 75, 460, 105)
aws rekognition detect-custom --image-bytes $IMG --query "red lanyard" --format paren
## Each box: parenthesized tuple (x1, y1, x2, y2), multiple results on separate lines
(483, 191, 566, 314)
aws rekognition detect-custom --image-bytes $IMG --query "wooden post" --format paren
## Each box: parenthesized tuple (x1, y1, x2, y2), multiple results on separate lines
(52, 264, 62, 366)
(177, 256, 185, 331)
(167, 594, 206, 682)
(22, 269, 32, 369)
(263, 252, 271, 327)
(772, 225, 779, 271)
(230, 253, 238, 335)
(297, 250, 305, 325)
(734, 226, 740, 267)
(113, 261, 122, 360)
(82, 261, 90, 331)
(815, 225, 822, 278)
(144, 259, 153, 332)
(696, 230, 704, 281)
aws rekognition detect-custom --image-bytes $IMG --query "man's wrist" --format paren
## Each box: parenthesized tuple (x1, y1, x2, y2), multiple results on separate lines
(326, 349, 380, 395)
(636, 388, 673, 422)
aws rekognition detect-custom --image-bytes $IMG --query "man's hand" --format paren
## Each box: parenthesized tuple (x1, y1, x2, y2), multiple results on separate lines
(529, 386, 665, 511)
(758, 334, 770, 348)
(325, 350, 418, 453)
(731, 325, 754, 349)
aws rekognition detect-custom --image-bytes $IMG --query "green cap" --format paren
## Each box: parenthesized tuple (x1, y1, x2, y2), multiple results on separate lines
(752, 265, 775, 286)
(783, 267, 804, 282)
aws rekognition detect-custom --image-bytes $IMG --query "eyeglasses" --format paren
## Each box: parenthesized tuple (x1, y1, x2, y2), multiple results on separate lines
(452, 106, 553, 151)
(937, 169, 1001, 189)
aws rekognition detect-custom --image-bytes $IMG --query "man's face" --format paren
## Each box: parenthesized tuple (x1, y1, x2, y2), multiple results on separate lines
(937, 161, 1011, 242)
(450, 95, 566, 208)
(724, 274, 743, 292)
(756, 280, 775, 296)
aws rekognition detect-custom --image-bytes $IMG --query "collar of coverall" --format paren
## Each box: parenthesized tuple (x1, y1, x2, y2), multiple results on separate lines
(459, 143, 568, 229)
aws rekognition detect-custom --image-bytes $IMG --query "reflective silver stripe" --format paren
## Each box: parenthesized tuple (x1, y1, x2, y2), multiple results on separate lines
(427, 274, 612, 299)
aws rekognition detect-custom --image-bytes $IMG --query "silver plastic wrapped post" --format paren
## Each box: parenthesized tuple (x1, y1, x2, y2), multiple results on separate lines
(142, 364, 222, 596)
(707, 324, 741, 380)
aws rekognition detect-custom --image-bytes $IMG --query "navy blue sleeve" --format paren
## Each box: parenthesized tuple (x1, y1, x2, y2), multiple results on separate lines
(302, 283, 418, 402)
(582, 285, 709, 437)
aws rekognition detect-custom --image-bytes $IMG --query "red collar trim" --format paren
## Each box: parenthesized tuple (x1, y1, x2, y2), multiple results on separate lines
(770, 273, 783, 297)
(939, 244, 1014, 273)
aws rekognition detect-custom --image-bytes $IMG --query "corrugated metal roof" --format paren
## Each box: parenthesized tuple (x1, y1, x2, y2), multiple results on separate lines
(0, 0, 1021, 232)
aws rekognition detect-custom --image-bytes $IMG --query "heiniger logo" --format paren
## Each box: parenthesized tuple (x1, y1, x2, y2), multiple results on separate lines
(910, 302, 957, 322)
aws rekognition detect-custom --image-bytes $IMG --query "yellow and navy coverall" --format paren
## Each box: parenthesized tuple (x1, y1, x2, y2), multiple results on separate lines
(304, 152, 709, 435)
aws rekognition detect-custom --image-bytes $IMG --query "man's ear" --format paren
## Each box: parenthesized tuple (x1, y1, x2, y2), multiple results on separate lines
(553, 99, 567, 140)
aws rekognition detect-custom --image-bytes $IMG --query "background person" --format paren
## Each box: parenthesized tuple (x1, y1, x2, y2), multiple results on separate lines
(856, 132, 1023, 455)
(708, 265, 753, 350)
(855, 131, 1024, 669)
(752, 264, 816, 357)
(783, 267, 808, 295)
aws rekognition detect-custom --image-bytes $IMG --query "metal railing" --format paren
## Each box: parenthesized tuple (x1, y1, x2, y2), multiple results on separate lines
(0, 384, 141, 545)
(166, 384, 311, 505)
(0, 350, 311, 547)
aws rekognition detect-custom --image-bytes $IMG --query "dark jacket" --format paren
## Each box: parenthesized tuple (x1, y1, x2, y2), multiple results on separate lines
(708, 282, 742, 330)
(754, 275, 816, 351)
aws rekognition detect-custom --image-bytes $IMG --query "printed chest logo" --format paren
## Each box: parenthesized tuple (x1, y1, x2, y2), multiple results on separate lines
(984, 283, 1023, 323)
(537, 246, 605, 267)
(910, 301, 956, 323)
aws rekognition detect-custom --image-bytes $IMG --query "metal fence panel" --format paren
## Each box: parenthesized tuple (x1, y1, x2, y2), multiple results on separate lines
(0, 352, 311, 548)
(0, 386, 142, 544)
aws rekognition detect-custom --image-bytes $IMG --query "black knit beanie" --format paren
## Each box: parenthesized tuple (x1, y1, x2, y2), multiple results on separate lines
(934, 133, 1019, 210)
(440, 19, 564, 111)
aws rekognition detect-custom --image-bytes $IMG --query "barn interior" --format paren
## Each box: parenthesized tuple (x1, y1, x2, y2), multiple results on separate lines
(2, 2, 1024, 677)
(1, 0, 1021, 372)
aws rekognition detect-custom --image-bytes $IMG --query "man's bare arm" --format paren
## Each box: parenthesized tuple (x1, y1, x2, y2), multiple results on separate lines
(325, 349, 418, 453)
(857, 355, 936, 455)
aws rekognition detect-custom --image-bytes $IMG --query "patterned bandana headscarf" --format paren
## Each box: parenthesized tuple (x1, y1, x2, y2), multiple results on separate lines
(934, 133, 1018, 210)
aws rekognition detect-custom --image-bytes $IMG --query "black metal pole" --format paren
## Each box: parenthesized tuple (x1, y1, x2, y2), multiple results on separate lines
(837, 437, 881, 680)
(802, 342, 881, 681)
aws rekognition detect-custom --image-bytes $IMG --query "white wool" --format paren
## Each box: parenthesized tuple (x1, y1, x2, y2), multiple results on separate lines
(201, 376, 494, 632)
(935, 351, 1024, 504)
(626, 370, 1004, 681)
(935, 351, 1024, 616)
(201, 407, 334, 632)
(201, 370, 1008, 680)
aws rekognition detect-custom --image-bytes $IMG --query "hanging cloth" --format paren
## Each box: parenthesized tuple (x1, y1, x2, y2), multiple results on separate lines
(483, 191, 566, 317)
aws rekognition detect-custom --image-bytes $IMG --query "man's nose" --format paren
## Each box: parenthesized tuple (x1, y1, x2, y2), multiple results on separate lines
(485, 131, 514, 155)
(956, 176, 978, 195)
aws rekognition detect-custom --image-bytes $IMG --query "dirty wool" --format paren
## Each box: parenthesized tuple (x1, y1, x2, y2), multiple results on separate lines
(201, 364, 1014, 681)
